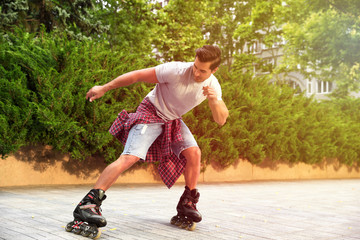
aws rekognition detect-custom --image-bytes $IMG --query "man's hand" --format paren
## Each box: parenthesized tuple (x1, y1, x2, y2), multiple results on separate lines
(86, 85, 106, 102)
(203, 86, 229, 126)
(202, 86, 218, 101)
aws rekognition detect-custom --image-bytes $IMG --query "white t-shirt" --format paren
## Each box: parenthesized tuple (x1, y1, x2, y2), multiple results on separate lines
(146, 62, 222, 121)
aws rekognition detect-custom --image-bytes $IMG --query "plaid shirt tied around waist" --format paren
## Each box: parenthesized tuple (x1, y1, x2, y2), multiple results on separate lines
(109, 97, 187, 188)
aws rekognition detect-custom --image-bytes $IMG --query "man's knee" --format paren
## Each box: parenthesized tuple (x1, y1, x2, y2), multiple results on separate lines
(119, 154, 140, 165)
(183, 147, 201, 162)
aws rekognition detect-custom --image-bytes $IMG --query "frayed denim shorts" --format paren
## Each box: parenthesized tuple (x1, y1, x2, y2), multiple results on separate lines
(122, 120, 198, 160)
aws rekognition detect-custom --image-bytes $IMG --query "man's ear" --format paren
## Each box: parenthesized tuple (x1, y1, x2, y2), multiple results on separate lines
(211, 67, 219, 74)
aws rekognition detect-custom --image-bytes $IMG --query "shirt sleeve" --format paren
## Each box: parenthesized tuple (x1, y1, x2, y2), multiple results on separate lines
(155, 62, 180, 84)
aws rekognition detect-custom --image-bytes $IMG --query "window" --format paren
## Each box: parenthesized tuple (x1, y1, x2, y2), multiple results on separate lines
(317, 81, 333, 94)
(308, 81, 312, 94)
(252, 42, 259, 53)
(286, 79, 302, 94)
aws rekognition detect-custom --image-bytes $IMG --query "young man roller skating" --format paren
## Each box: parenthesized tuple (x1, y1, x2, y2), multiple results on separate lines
(65, 45, 229, 238)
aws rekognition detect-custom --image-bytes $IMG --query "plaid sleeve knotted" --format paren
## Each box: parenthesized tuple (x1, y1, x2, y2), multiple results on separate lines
(109, 97, 187, 188)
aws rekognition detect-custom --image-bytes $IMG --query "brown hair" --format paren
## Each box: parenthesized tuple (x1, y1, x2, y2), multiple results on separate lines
(195, 45, 221, 70)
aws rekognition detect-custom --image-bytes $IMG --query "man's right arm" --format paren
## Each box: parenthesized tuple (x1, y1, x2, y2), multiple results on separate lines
(86, 67, 158, 102)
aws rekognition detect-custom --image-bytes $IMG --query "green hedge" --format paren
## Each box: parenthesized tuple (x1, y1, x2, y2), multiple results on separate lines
(0, 28, 155, 162)
(184, 63, 360, 168)
(1, 28, 360, 167)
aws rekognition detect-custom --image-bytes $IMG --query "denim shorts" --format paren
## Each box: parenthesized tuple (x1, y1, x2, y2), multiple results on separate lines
(122, 120, 198, 160)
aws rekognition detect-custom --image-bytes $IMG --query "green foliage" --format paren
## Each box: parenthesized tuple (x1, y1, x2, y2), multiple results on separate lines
(1, 0, 108, 39)
(96, 0, 156, 54)
(0, 0, 28, 29)
(0, 27, 56, 156)
(1, 0, 360, 169)
(279, 0, 360, 98)
(0, 27, 155, 161)
(324, 97, 360, 165)
(183, 58, 360, 168)
(152, 0, 213, 62)
(203, 0, 284, 70)
(203, 0, 248, 68)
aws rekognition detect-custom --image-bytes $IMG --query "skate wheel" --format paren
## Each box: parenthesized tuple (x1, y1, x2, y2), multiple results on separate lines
(175, 219, 183, 226)
(180, 219, 191, 229)
(89, 229, 101, 239)
(81, 230, 91, 237)
(179, 217, 196, 231)
(65, 222, 73, 232)
(187, 222, 196, 231)
(175, 216, 185, 226)
(80, 223, 92, 237)
(180, 221, 187, 229)
(170, 215, 180, 225)
(74, 228, 82, 234)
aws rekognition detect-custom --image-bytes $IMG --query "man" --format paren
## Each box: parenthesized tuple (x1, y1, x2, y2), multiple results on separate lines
(65, 45, 229, 237)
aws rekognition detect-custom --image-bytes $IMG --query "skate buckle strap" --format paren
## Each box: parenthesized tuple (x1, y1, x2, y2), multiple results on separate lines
(186, 200, 197, 210)
(183, 196, 198, 210)
(73, 220, 84, 229)
(187, 195, 199, 204)
(79, 204, 97, 210)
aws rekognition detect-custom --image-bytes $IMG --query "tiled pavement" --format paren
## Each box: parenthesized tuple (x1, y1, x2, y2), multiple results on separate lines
(0, 179, 359, 240)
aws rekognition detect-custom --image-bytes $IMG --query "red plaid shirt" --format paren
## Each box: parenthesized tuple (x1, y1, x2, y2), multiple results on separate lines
(109, 97, 187, 188)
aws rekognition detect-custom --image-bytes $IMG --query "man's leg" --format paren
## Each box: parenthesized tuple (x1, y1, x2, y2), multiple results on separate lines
(181, 146, 201, 190)
(94, 154, 140, 191)
(171, 146, 202, 230)
(95, 123, 163, 191)
(66, 156, 138, 235)
(171, 120, 201, 190)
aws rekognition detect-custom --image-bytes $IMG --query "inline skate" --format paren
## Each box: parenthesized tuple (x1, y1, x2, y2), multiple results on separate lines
(170, 186, 202, 231)
(65, 189, 107, 239)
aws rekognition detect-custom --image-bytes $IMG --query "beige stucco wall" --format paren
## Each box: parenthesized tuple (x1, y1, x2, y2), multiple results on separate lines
(1, 145, 359, 187)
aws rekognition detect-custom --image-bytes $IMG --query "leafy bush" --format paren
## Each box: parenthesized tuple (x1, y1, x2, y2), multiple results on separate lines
(0, 27, 156, 161)
(1, 27, 360, 168)
(184, 61, 360, 168)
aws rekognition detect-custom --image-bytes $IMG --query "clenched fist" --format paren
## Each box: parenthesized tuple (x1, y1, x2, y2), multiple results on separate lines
(202, 86, 218, 101)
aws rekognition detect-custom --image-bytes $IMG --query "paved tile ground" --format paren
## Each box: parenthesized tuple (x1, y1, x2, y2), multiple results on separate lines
(0, 179, 359, 240)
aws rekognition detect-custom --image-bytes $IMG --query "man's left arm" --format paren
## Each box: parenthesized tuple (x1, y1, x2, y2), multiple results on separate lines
(203, 86, 229, 126)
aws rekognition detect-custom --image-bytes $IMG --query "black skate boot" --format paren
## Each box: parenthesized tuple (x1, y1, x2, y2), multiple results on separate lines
(65, 189, 107, 239)
(170, 186, 202, 231)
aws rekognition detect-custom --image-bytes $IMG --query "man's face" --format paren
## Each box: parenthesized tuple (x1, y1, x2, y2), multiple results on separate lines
(193, 57, 218, 82)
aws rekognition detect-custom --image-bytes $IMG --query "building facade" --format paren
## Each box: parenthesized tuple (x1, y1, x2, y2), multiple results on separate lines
(251, 42, 337, 100)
